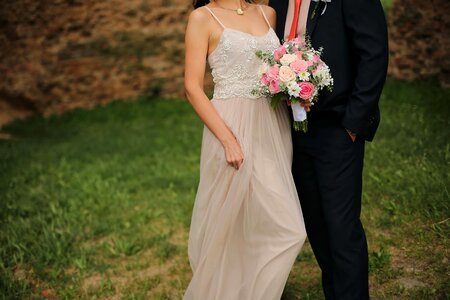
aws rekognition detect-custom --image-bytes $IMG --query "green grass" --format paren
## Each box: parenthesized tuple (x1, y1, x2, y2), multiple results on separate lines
(0, 79, 449, 299)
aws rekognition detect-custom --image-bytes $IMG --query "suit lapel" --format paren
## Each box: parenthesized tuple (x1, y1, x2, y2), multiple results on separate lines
(306, 1, 323, 39)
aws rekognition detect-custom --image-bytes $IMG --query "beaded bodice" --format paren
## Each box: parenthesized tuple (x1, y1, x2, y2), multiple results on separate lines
(206, 7, 280, 100)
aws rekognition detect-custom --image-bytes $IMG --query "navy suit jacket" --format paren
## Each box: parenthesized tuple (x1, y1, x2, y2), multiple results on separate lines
(269, 0, 389, 141)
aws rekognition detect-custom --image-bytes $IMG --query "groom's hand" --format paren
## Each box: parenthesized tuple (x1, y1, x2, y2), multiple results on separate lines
(346, 128, 357, 142)
(300, 100, 312, 112)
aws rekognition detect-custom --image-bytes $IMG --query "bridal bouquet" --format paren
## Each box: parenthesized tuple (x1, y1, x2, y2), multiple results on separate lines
(252, 36, 333, 132)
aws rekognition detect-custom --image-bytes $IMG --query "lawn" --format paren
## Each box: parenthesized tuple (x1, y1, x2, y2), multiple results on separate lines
(0, 79, 449, 299)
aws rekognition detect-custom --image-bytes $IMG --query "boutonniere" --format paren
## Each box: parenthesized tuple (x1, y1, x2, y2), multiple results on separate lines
(311, 0, 331, 20)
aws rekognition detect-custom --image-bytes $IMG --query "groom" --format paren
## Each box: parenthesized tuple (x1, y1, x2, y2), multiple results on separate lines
(269, 0, 389, 299)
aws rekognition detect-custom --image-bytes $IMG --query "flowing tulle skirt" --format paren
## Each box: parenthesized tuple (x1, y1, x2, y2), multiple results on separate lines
(184, 97, 306, 300)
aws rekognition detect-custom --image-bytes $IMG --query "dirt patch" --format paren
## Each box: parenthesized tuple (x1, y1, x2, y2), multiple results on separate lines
(0, 100, 33, 127)
(79, 228, 190, 298)
(81, 273, 103, 291)
(397, 277, 427, 289)
(0, 132, 12, 139)
(80, 250, 188, 297)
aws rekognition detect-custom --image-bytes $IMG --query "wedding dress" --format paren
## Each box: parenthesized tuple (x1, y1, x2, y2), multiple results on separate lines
(184, 5, 306, 300)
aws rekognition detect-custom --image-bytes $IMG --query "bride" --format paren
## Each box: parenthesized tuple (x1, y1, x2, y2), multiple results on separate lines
(183, 0, 306, 298)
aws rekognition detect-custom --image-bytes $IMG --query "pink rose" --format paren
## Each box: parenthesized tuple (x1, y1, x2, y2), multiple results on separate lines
(273, 46, 287, 61)
(291, 37, 306, 47)
(306, 60, 315, 67)
(290, 60, 309, 73)
(312, 54, 320, 63)
(261, 74, 270, 85)
(312, 65, 322, 75)
(299, 82, 315, 100)
(313, 64, 327, 75)
(295, 51, 304, 59)
(269, 80, 281, 94)
(266, 65, 279, 81)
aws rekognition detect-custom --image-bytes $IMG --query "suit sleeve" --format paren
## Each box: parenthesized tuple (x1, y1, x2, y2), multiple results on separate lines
(341, 0, 389, 135)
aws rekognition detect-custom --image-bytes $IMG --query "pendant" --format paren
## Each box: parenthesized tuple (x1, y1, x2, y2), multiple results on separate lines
(237, 8, 244, 15)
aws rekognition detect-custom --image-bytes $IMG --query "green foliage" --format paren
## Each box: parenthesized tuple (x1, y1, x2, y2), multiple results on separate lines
(380, 0, 392, 13)
(0, 79, 448, 298)
(369, 248, 391, 273)
(58, 32, 167, 60)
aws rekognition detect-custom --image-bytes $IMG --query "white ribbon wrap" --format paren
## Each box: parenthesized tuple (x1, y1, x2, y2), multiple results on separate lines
(291, 102, 307, 122)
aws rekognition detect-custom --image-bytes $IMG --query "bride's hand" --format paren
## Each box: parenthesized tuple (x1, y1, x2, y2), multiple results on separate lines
(222, 137, 244, 170)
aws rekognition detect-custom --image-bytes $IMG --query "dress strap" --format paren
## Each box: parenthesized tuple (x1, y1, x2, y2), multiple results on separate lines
(258, 5, 271, 28)
(204, 6, 226, 29)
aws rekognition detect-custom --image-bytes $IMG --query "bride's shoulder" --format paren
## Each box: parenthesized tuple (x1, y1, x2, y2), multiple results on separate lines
(188, 6, 212, 24)
(255, 4, 276, 14)
(186, 6, 214, 38)
(254, 4, 276, 19)
(253, 4, 276, 24)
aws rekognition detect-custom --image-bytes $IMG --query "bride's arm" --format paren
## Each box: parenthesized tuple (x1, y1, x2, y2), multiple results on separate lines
(184, 9, 244, 170)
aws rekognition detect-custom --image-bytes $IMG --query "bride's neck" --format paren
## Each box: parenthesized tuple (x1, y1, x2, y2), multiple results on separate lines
(213, 0, 245, 8)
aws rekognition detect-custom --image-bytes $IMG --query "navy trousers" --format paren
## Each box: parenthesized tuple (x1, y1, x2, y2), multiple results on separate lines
(292, 121, 369, 300)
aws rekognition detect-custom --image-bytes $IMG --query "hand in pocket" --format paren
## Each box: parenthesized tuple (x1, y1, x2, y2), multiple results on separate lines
(345, 128, 357, 142)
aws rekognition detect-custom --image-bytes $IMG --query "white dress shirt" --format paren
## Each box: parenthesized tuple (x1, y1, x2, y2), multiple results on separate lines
(284, 0, 311, 40)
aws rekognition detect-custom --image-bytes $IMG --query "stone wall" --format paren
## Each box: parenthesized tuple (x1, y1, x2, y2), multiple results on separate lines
(387, 0, 450, 87)
(0, 0, 447, 125)
(0, 0, 196, 121)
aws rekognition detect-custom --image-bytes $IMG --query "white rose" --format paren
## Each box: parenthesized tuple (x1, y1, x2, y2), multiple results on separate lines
(258, 63, 269, 77)
(279, 66, 296, 83)
(280, 54, 298, 66)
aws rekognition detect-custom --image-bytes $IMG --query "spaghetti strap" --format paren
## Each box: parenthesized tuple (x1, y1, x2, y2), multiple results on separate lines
(258, 5, 271, 29)
(204, 6, 226, 29)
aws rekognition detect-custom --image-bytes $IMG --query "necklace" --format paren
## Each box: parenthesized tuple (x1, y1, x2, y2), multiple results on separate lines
(213, 0, 246, 15)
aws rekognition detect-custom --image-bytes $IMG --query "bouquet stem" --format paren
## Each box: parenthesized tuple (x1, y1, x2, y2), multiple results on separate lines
(293, 120, 308, 132)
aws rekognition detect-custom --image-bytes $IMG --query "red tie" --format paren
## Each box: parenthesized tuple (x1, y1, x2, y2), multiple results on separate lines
(288, 0, 302, 40)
